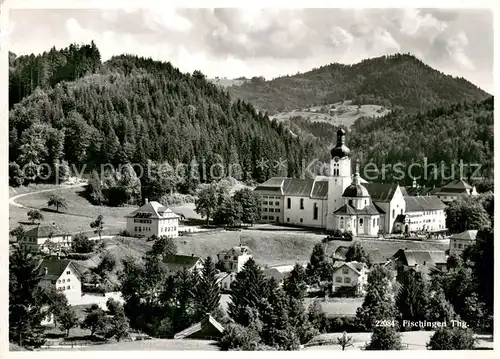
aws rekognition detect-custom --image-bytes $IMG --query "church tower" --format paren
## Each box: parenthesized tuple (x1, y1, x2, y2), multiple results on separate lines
(326, 128, 352, 230)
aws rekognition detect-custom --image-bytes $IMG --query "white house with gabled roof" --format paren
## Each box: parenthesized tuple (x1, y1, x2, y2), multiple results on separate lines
(125, 200, 180, 238)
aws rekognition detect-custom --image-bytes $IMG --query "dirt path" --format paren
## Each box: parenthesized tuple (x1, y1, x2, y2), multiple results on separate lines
(9, 183, 87, 209)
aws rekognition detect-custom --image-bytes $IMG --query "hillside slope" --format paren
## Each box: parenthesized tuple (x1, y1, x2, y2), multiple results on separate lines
(348, 96, 494, 185)
(229, 53, 490, 114)
(9, 45, 317, 189)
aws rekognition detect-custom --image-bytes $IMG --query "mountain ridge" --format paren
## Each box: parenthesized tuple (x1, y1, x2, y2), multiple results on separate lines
(228, 53, 490, 115)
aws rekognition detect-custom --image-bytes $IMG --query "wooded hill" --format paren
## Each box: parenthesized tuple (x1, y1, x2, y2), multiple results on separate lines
(228, 53, 490, 114)
(9, 43, 317, 192)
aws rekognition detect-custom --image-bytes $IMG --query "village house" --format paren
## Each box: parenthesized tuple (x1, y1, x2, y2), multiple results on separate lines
(162, 254, 203, 275)
(391, 249, 448, 281)
(38, 257, 82, 305)
(449, 230, 478, 257)
(20, 224, 72, 253)
(215, 272, 237, 292)
(333, 246, 390, 267)
(216, 245, 253, 272)
(125, 200, 180, 238)
(435, 179, 478, 203)
(331, 261, 369, 295)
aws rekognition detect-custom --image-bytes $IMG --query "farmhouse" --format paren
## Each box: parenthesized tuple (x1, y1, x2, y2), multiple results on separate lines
(331, 261, 369, 295)
(20, 224, 72, 253)
(391, 249, 447, 281)
(162, 254, 203, 275)
(216, 245, 252, 272)
(38, 257, 82, 305)
(449, 230, 478, 256)
(125, 200, 180, 238)
(254, 128, 446, 236)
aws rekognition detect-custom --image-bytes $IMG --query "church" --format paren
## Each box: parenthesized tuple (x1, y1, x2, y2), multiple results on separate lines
(254, 128, 409, 236)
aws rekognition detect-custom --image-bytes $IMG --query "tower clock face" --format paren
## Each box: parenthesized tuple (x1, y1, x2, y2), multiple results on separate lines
(334, 156, 340, 163)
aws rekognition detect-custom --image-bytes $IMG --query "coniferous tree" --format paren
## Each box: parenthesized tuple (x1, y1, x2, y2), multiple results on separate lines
(228, 258, 269, 326)
(9, 246, 46, 348)
(365, 326, 402, 350)
(194, 256, 221, 321)
(283, 263, 308, 299)
(305, 243, 330, 285)
(395, 270, 429, 325)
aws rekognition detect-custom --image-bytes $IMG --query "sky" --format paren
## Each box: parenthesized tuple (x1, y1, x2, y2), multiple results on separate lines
(6, 7, 495, 93)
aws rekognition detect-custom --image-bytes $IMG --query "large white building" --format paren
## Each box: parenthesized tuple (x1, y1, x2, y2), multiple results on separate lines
(125, 200, 180, 238)
(254, 128, 445, 236)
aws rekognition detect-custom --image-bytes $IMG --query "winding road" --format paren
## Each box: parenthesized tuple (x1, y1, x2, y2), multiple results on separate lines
(9, 183, 88, 209)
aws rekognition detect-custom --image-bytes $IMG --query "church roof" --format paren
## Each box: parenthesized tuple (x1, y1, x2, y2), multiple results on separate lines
(343, 183, 370, 198)
(405, 196, 446, 212)
(255, 178, 329, 199)
(364, 183, 399, 202)
(282, 179, 315, 197)
(331, 128, 351, 159)
(334, 203, 384, 215)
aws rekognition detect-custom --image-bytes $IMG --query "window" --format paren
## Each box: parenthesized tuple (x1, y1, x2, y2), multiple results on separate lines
(373, 218, 376, 227)
(365, 200, 367, 206)
(335, 277, 342, 283)
(263, 216, 268, 220)
(233, 256, 238, 260)
(359, 218, 364, 226)
(67, 279, 70, 282)
(287, 198, 291, 209)
(62, 279, 66, 283)
(458, 244, 462, 249)
(313, 203, 318, 220)
(269, 216, 274, 220)
(342, 268, 349, 274)
(67, 285, 71, 290)
(66, 271, 70, 275)
(276, 208, 280, 212)
(269, 208, 274, 212)
(377, 218, 379, 226)
(300, 198, 304, 210)
(287, 218, 290, 222)
(348, 199, 353, 206)
(340, 217, 345, 229)
(344, 277, 351, 284)
(263, 201, 268, 205)
(263, 208, 268, 212)
(58, 279, 61, 284)
(275, 201, 280, 206)
(401, 209, 403, 214)
(300, 218, 303, 223)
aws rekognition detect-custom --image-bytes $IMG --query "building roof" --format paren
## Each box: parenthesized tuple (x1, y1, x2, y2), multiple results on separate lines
(310, 181, 329, 199)
(282, 179, 315, 197)
(162, 254, 202, 272)
(215, 272, 235, 283)
(126, 201, 179, 219)
(38, 257, 81, 281)
(334, 203, 384, 216)
(332, 261, 366, 275)
(227, 245, 252, 256)
(441, 179, 473, 190)
(343, 183, 370, 198)
(364, 183, 399, 202)
(333, 246, 350, 260)
(450, 230, 478, 241)
(333, 247, 387, 265)
(403, 186, 439, 197)
(25, 223, 69, 238)
(405, 196, 446, 212)
(393, 250, 447, 266)
(173, 314, 225, 340)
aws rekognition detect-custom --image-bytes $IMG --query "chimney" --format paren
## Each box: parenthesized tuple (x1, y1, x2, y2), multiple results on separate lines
(191, 254, 194, 257)
(145, 198, 149, 204)
(43, 267, 48, 276)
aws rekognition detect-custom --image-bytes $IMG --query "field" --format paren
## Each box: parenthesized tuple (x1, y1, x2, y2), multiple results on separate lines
(270, 101, 390, 128)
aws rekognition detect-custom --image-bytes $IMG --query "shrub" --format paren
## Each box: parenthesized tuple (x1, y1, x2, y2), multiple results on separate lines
(326, 316, 362, 333)
(159, 193, 195, 207)
(118, 229, 131, 237)
(426, 327, 476, 350)
(218, 323, 262, 351)
(71, 233, 96, 254)
(365, 326, 402, 350)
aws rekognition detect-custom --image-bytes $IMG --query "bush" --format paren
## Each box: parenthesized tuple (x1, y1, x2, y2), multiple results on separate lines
(326, 316, 362, 333)
(426, 327, 476, 350)
(332, 286, 359, 298)
(71, 233, 96, 253)
(218, 323, 262, 351)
